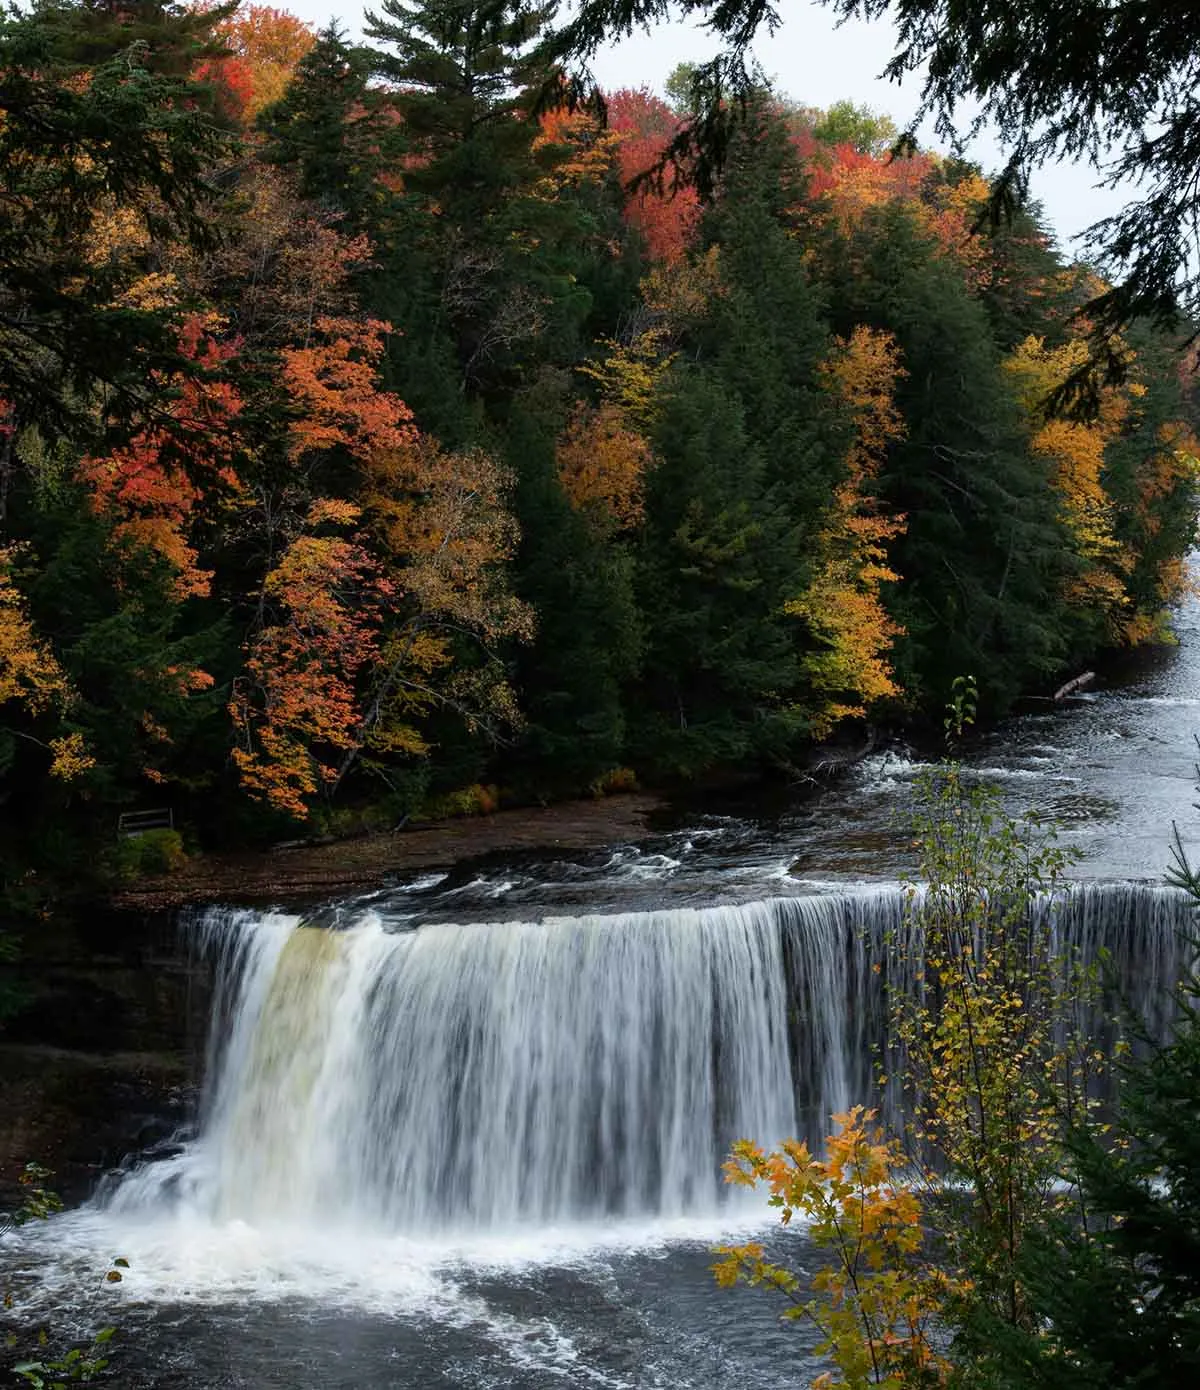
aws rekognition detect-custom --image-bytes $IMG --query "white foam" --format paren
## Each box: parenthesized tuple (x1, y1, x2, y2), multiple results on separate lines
(5, 1201, 781, 1316)
(396, 872, 449, 893)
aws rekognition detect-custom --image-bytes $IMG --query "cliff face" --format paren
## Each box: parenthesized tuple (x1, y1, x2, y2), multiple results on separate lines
(0, 908, 209, 1207)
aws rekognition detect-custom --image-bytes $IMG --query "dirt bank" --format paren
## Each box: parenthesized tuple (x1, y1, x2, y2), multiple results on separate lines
(113, 793, 665, 910)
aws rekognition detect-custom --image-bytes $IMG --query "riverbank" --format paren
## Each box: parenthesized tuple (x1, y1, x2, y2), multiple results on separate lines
(112, 792, 666, 910)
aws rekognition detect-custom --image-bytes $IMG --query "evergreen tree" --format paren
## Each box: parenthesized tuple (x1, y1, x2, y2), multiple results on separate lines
(364, 0, 595, 421)
(821, 203, 1073, 711)
(977, 199, 1081, 354)
(699, 102, 844, 554)
(974, 850, 1200, 1388)
(259, 22, 403, 235)
(366, 0, 551, 219)
(503, 382, 641, 795)
(634, 371, 805, 774)
(632, 104, 851, 770)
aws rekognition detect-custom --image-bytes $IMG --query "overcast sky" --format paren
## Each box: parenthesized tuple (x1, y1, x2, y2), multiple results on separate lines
(284, 1, 1129, 256)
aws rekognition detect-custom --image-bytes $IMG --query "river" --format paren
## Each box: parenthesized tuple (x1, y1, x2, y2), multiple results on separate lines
(3, 568, 1200, 1388)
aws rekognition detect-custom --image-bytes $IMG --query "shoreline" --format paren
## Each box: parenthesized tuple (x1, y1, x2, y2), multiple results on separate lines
(112, 792, 666, 910)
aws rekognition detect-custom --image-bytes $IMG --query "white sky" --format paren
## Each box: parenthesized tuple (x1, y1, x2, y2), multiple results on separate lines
(283, 1, 1129, 255)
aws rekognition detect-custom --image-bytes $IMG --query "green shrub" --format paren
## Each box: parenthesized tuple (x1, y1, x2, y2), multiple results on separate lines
(109, 829, 187, 882)
(418, 783, 500, 821)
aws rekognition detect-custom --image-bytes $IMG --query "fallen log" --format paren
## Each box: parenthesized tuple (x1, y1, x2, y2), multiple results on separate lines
(1053, 670, 1096, 701)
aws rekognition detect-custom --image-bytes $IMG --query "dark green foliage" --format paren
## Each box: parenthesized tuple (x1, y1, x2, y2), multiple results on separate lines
(0, 0, 238, 443)
(108, 828, 187, 883)
(822, 204, 1073, 710)
(634, 372, 806, 774)
(12, 473, 229, 819)
(259, 22, 404, 234)
(698, 107, 843, 536)
(976, 200, 1083, 354)
(365, 0, 550, 213)
(626, 116, 844, 771)
(505, 385, 641, 795)
(363, 0, 602, 423)
(624, 106, 854, 773)
(968, 916, 1200, 1387)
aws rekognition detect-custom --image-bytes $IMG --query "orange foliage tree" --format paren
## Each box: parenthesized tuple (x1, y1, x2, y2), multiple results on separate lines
(197, 3, 315, 125)
(607, 88, 701, 265)
(222, 208, 531, 814)
(796, 124, 992, 292)
(81, 314, 243, 602)
(533, 106, 622, 199)
(231, 500, 392, 817)
(230, 308, 416, 814)
(280, 315, 416, 462)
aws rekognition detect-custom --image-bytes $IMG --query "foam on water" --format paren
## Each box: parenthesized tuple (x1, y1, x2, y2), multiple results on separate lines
(6, 1183, 781, 1320)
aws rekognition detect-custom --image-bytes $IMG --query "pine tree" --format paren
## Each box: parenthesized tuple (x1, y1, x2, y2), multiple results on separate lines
(698, 102, 845, 559)
(503, 382, 641, 795)
(365, 0, 551, 219)
(259, 22, 404, 236)
(821, 202, 1074, 711)
(364, 0, 596, 418)
(634, 370, 805, 774)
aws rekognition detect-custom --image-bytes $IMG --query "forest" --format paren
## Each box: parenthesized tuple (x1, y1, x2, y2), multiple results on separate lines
(2, 0, 1198, 912)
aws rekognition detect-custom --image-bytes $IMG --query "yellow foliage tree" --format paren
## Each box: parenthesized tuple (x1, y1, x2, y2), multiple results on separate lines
(353, 438, 533, 788)
(0, 549, 94, 780)
(788, 326, 907, 737)
(555, 401, 651, 530)
(0, 555, 69, 716)
(1005, 334, 1130, 629)
(577, 251, 723, 438)
(577, 330, 673, 434)
(532, 108, 622, 199)
(714, 1107, 953, 1390)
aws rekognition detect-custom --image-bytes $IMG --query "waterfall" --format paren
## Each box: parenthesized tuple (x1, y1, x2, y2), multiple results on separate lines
(104, 882, 1196, 1236)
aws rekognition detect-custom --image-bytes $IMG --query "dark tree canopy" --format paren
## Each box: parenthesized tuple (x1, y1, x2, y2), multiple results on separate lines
(0, 0, 238, 439)
(546, 0, 1200, 368)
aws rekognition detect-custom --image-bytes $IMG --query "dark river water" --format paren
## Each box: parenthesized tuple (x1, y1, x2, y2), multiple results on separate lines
(3, 565, 1200, 1388)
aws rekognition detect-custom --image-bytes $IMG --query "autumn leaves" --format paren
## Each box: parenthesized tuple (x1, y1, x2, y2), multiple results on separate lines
(1, 1, 1197, 837)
